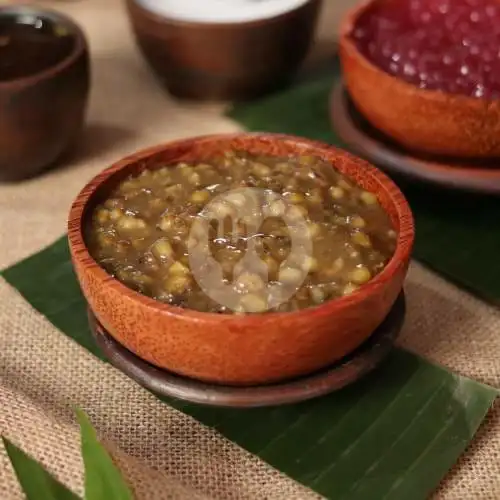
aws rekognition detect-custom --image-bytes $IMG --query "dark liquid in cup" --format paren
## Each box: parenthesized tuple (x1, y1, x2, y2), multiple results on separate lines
(0, 13, 75, 81)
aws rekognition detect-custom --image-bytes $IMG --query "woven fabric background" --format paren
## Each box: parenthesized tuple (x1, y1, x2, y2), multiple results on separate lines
(0, 277, 321, 499)
(0, 1, 498, 498)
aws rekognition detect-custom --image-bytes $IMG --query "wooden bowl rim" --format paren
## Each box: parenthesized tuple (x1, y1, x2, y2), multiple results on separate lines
(339, 0, 500, 109)
(0, 4, 88, 90)
(126, 0, 321, 30)
(67, 132, 414, 326)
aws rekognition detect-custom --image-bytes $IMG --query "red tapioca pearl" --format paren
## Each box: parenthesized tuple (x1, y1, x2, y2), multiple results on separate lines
(472, 84, 486, 98)
(352, 0, 500, 98)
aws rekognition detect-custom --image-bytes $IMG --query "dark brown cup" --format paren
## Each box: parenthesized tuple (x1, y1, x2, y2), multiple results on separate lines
(0, 5, 90, 181)
(125, 0, 322, 101)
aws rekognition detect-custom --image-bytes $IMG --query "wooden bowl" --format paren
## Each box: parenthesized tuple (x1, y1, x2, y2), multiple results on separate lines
(338, 0, 500, 159)
(124, 0, 322, 101)
(88, 292, 405, 407)
(67, 133, 414, 386)
(0, 5, 90, 182)
(330, 82, 500, 195)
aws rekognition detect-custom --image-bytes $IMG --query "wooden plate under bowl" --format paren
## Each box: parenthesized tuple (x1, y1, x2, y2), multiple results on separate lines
(330, 83, 500, 195)
(88, 293, 405, 408)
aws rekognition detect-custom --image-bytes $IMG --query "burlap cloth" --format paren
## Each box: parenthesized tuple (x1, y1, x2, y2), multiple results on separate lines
(0, 1, 498, 498)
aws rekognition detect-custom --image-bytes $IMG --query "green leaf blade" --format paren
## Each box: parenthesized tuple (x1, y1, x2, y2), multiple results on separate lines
(76, 410, 134, 500)
(1, 220, 497, 499)
(2, 437, 80, 500)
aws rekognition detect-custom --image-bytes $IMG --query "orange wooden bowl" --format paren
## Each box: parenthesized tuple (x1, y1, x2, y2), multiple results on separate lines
(67, 133, 414, 386)
(338, 0, 500, 159)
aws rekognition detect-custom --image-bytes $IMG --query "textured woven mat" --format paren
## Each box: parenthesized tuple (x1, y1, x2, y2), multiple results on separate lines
(5, 236, 500, 500)
(0, 277, 319, 500)
(0, 0, 499, 498)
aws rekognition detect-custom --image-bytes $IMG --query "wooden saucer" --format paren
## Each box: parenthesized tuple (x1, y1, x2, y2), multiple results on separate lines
(88, 292, 405, 408)
(330, 82, 500, 195)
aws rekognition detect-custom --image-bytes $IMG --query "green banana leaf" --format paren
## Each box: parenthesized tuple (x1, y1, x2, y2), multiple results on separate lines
(2, 437, 79, 500)
(2, 410, 134, 500)
(227, 61, 500, 305)
(76, 409, 134, 500)
(2, 239, 498, 500)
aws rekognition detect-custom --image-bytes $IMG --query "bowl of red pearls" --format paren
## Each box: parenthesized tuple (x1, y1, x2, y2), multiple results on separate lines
(339, 0, 500, 158)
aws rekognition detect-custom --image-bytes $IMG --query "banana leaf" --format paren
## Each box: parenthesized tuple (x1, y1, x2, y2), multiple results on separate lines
(2, 437, 79, 500)
(76, 409, 134, 500)
(2, 410, 134, 500)
(2, 239, 497, 500)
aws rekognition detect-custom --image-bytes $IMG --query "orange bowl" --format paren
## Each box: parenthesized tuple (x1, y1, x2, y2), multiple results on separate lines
(339, 0, 500, 158)
(67, 133, 414, 385)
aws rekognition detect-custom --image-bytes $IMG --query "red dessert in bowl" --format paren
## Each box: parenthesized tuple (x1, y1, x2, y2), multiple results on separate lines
(339, 0, 500, 158)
